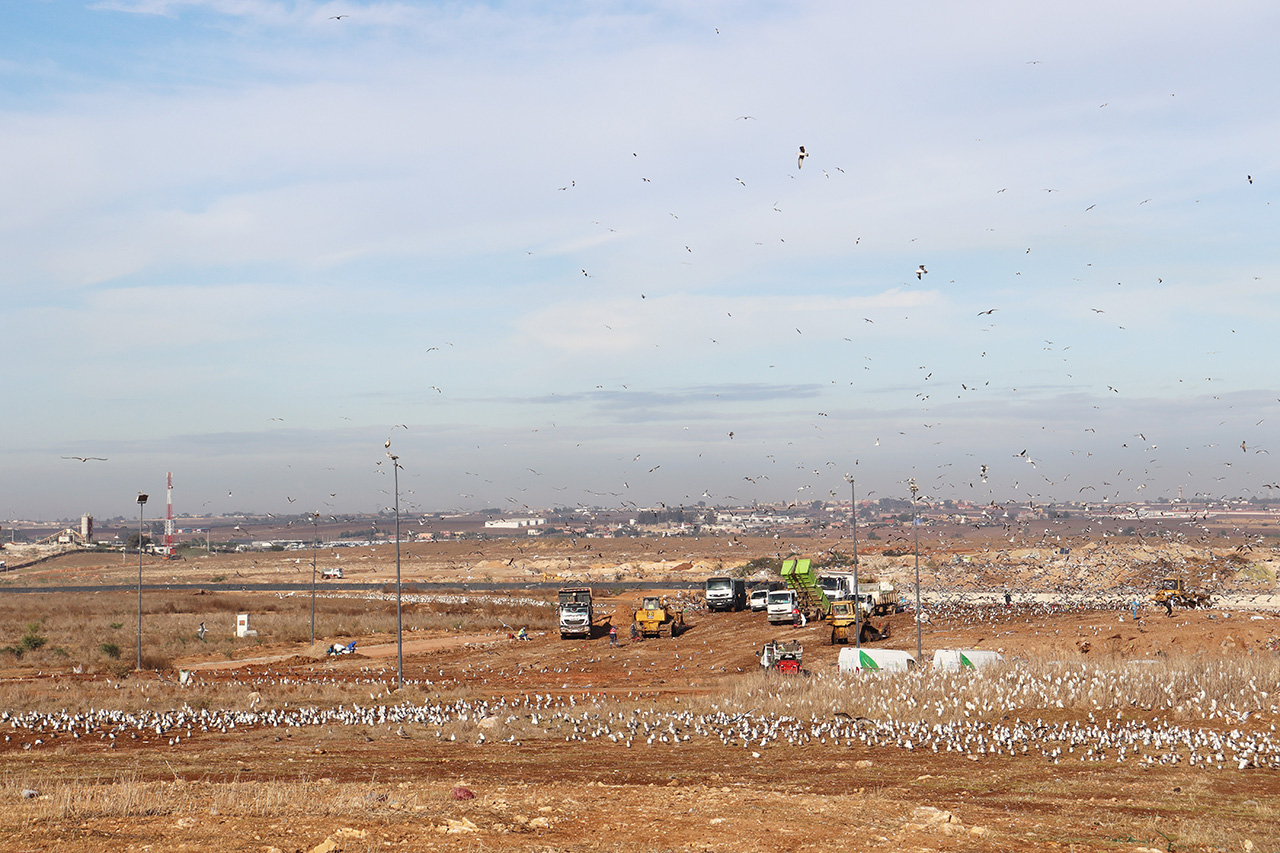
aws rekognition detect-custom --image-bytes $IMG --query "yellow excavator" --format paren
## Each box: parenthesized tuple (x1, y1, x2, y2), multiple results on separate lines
(634, 595, 685, 638)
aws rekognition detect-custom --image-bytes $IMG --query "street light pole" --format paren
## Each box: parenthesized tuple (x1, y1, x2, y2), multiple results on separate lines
(909, 479, 921, 663)
(390, 453, 403, 690)
(310, 512, 319, 647)
(136, 492, 148, 670)
(845, 474, 861, 649)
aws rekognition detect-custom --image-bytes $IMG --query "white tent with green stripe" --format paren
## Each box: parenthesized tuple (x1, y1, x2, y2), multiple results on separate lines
(931, 649, 1004, 671)
(838, 648, 917, 672)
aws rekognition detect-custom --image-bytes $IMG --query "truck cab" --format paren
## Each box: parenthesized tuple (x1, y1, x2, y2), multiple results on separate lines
(766, 589, 798, 624)
(705, 576, 746, 611)
(818, 573, 855, 602)
(558, 587, 594, 639)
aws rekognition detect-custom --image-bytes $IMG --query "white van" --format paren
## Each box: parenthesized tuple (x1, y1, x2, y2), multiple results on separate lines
(931, 649, 1003, 671)
(838, 647, 917, 672)
(766, 589, 798, 624)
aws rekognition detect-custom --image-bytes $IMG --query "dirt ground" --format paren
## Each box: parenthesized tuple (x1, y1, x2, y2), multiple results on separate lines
(1, 536, 1279, 852)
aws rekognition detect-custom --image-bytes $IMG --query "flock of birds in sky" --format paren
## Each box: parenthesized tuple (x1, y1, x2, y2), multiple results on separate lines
(47, 15, 1275, 524)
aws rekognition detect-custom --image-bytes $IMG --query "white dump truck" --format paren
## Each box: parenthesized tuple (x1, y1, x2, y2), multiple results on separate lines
(705, 576, 747, 612)
(856, 581, 899, 617)
(558, 587, 594, 639)
(818, 572, 856, 602)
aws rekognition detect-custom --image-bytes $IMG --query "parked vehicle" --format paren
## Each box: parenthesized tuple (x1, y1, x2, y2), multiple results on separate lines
(759, 640, 804, 675)
(321, 566, 343, 579)
(766, 589, 799, 624)
(837, 647, 917, 672)
(818, 572, 856, 602)
(558, 587, 594, 639)
(748, 588, 769, 611)
(856, 581, 900, 616)
(705, 576, 747, 612)
(931, 649, 1004, 671)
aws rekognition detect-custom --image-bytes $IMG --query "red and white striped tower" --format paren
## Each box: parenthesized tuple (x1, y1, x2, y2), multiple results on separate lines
(164, 472, 175, 559)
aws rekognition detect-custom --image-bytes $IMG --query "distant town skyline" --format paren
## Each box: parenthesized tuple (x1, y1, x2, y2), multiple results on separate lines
(3, 2, 1278, 519)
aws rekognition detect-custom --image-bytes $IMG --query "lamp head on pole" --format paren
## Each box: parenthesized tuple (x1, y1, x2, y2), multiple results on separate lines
(137, 493, 149, 505)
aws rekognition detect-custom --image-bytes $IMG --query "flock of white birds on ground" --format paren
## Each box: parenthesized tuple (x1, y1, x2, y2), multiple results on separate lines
(4, 655, 1277, 772)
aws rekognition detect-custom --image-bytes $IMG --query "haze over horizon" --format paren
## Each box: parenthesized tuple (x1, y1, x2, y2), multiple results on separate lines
(3, 1, 1278, 521)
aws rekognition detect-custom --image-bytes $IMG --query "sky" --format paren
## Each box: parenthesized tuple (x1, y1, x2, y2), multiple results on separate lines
(2, 0, 1278, 521)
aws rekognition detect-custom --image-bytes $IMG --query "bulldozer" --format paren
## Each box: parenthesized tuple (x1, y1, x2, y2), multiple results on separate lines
(827, 600, 890, 645)
(1152, 577, 1210, 609)
(634, 595, 685, 639)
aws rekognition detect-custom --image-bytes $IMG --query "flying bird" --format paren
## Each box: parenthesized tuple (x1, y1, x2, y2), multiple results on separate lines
(916, 265, 928, 279)
(797, 146, 808, 169)
(62, 456, 106, 462)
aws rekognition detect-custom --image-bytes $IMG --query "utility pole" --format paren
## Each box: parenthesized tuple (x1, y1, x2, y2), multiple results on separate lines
(909, 479, 922, 663)
(136, 492, 148, 670)
(392, 453, 403, 690)
(310, 511, 319, 647)
(845, 474, 861, 649)
(385, 441, 404, 691)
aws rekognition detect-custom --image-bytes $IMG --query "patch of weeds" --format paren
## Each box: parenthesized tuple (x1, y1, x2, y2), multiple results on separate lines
(99, 642, 122, 659)
(109, 622, 124, 630)
(4, 623, 50, 656)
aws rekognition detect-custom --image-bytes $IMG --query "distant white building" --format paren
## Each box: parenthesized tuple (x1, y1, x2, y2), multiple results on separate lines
(483, 517, 546, 529)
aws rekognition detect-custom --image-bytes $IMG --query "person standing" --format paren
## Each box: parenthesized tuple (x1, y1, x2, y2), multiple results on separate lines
(609, 624, 618, 647)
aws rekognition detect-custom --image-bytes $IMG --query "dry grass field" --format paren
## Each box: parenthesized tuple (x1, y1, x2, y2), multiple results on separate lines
(1, 536, 1279, 852)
